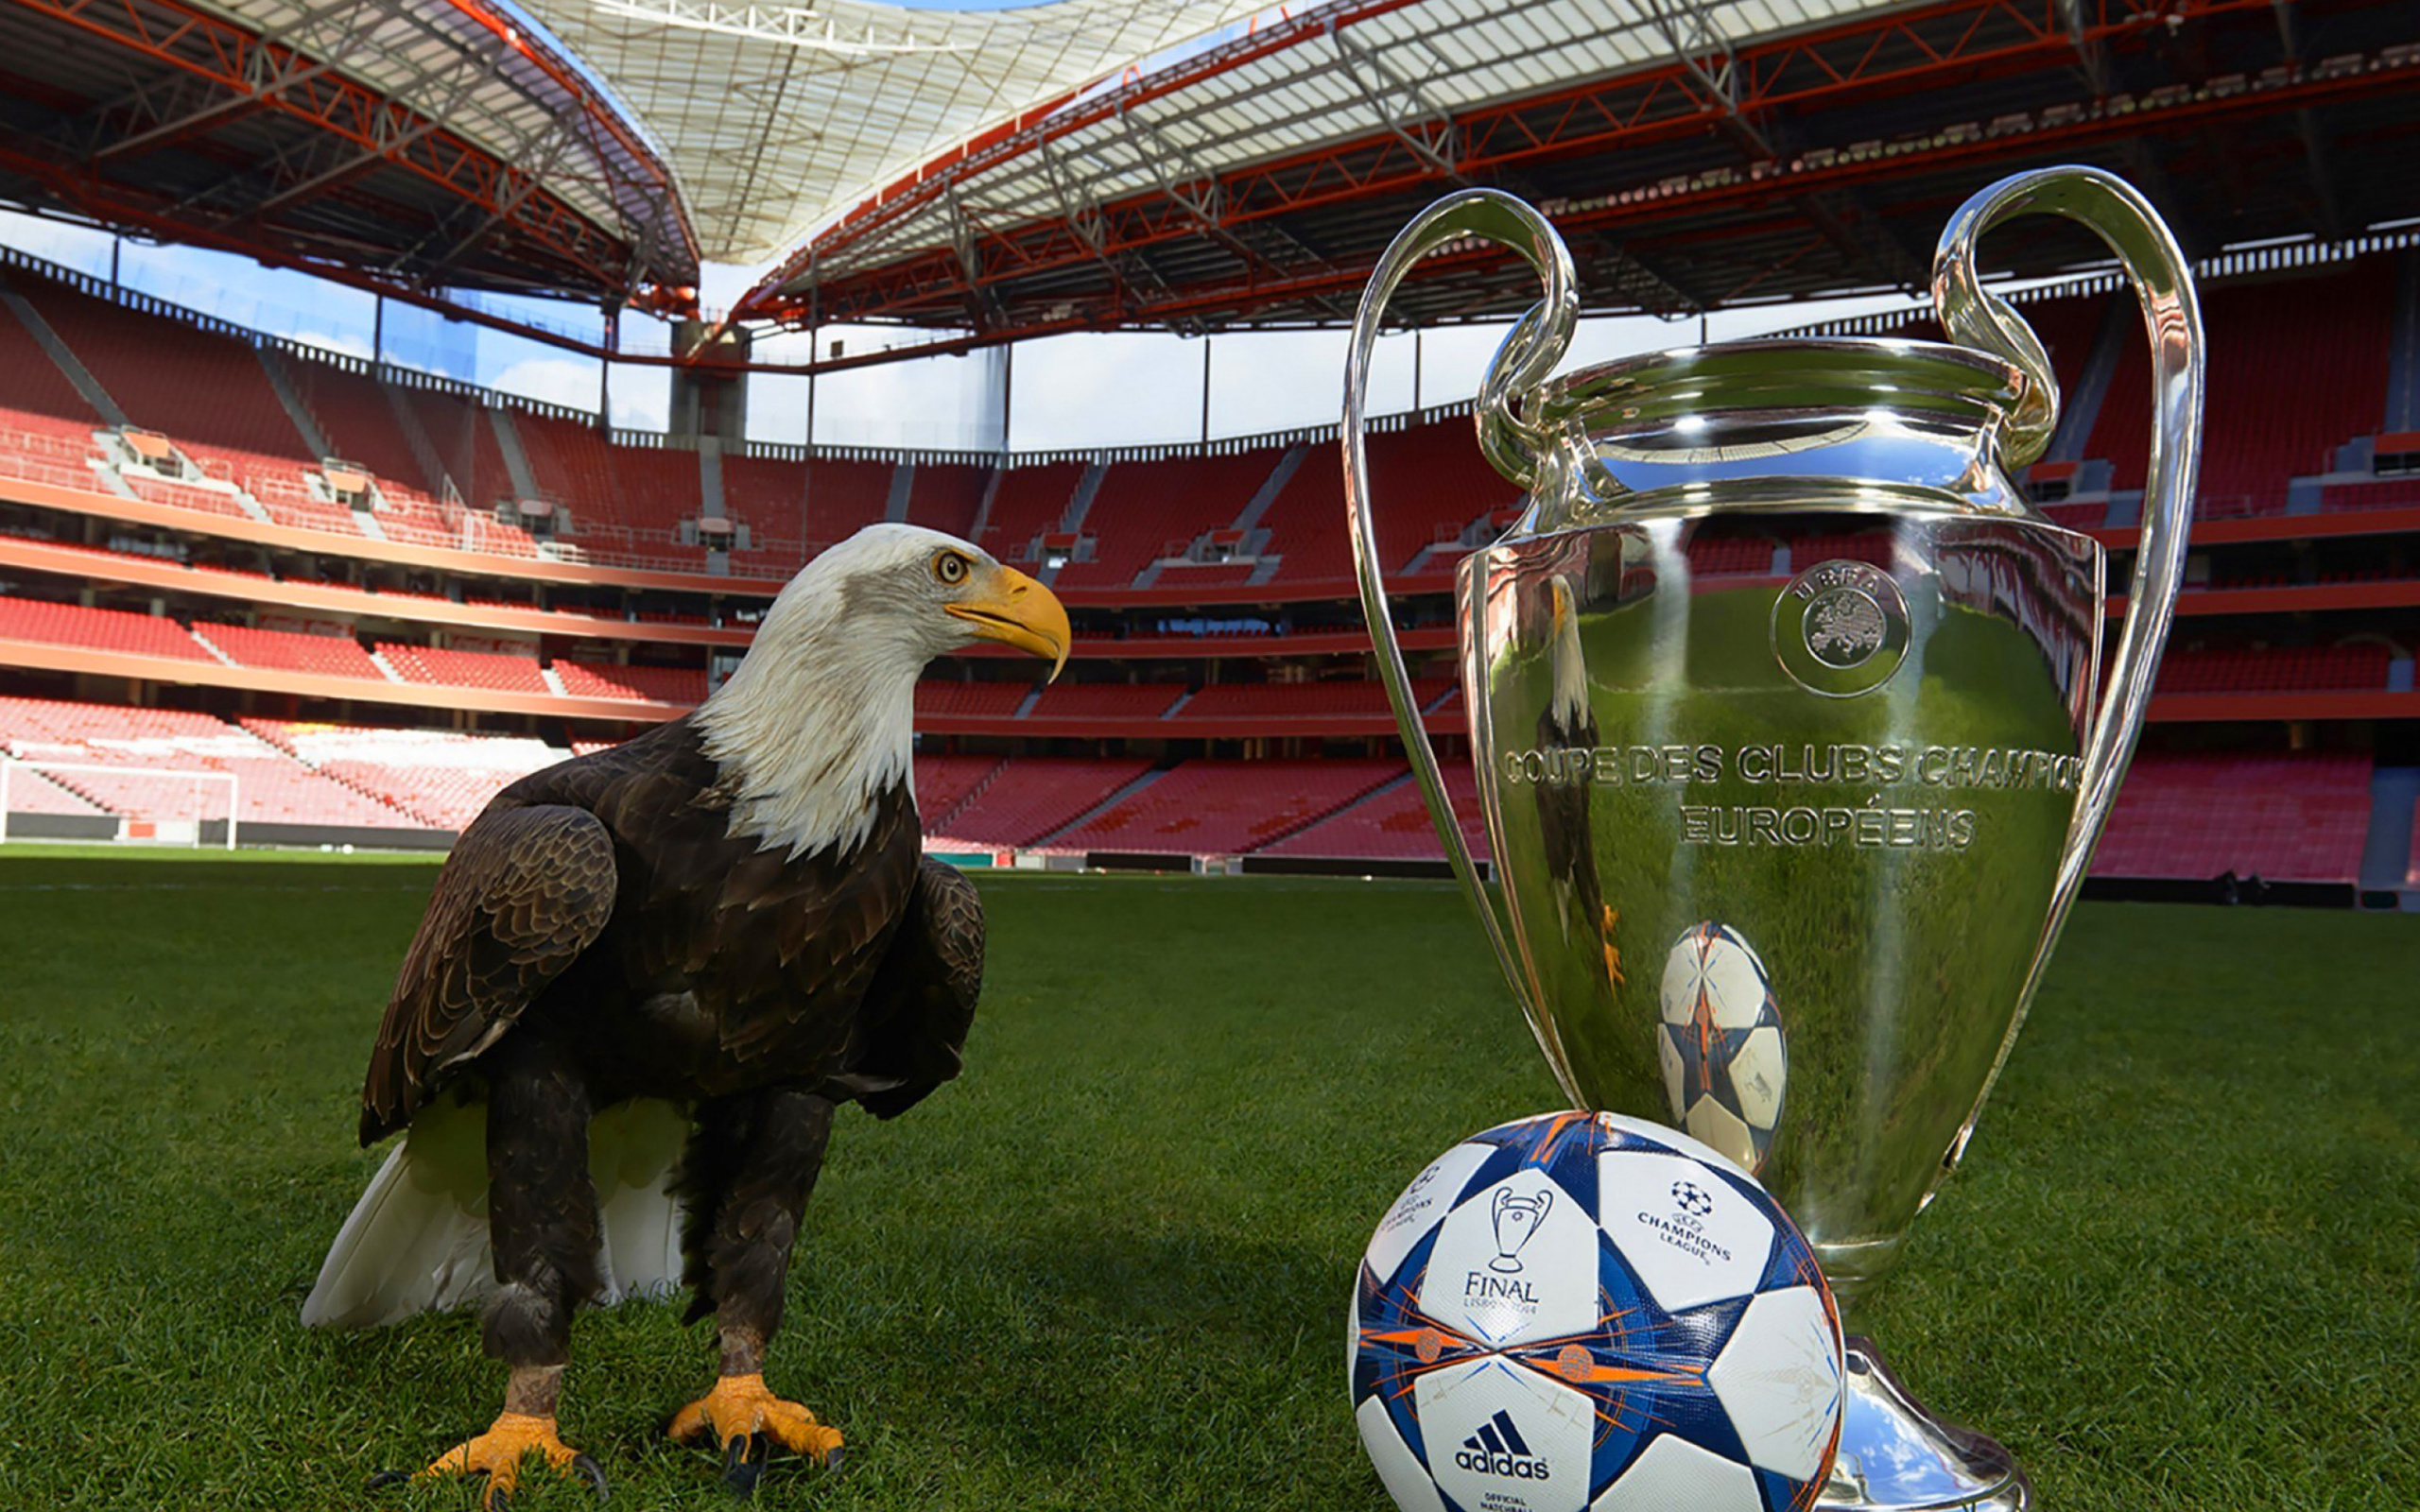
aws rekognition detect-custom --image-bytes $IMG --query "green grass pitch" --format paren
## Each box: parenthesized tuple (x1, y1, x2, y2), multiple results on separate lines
(0, 850, 2411, 1510)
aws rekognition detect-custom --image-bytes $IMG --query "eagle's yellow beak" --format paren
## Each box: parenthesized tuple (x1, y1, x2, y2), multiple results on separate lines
(945, 563, 1071, 681)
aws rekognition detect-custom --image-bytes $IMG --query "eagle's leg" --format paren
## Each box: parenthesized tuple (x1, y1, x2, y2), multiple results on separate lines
(414, 1035, 609, 1508)
(670, 1088, 846, 1487)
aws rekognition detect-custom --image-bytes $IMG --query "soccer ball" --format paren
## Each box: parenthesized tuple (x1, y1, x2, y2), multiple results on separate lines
(1657, 922, 1789, 1174)
(1351, 1111, 1842, 1512)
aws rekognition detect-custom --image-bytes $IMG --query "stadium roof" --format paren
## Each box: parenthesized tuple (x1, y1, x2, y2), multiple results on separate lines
(732, 0, 2420, 344)
(2, 0, 2412, 350)
(0, 0, 699, 297)
(510, 0, 1269, 265)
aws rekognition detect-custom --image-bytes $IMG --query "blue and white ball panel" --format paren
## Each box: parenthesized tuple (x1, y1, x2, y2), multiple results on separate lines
(1595, 1148, 1777, 1313)
(1417, 1167, 1600, 1348)
(1366, 1140, 1499, 1283)
(1707, 1287, 1844, 1482)
(1354, 1111, 1842, 1512)
(1589, 1434, 1764, 1512)
(1416, 1357, 1598, 1512)
(1356, 1395, 1450, 1512)
(1657, 924, 1772, 1031)
(1732, 1028, 1787, 1128)
(1596, 1109, 1757, 1184)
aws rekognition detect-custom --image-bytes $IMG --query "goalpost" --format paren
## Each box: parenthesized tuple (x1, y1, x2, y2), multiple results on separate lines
(0, 759, 239, 850)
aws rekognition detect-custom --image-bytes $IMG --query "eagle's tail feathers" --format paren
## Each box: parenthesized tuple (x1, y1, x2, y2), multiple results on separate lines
(299, 1098, 492, 1330)
(590, 1098, 687, 1306)
(302, 1096, 688, 1330)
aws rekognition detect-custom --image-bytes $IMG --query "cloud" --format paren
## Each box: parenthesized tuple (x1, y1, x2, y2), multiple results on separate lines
(489, 355, 602, 413)
(287, 328, 377, 363)
(0, 209, 114, 278)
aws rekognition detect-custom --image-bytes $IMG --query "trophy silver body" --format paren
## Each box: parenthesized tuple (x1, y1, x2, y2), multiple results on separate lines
(1346, 169, 2204, 1511)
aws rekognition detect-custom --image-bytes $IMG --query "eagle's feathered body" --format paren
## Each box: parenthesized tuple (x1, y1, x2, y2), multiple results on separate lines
(304, 526, 1068, 1502)
(355, 714, 974, 1144)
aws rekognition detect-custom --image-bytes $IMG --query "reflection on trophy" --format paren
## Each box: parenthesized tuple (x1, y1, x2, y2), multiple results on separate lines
(1533, 578, 1624, 992)
(1345, 166, 2203, 1512)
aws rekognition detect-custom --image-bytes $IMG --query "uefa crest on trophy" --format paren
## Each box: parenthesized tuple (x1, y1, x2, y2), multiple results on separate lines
(1344, 166, 2204, 1511)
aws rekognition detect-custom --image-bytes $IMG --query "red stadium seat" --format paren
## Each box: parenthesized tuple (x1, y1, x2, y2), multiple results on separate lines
(551, 659, 708, 704)
(0, 595, 214, 661)
(375, 641, 549, 694)
(2091, 750, 2371, 883)
(1046, 758, 1399, 854)
(1264, 766, 1492, 863)
(926, 756, 1154, 848)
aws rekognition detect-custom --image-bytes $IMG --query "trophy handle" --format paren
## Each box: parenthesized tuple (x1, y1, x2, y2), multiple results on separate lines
(1344, 189, 1580, 1094)
(1931, 164, 2204, 1158)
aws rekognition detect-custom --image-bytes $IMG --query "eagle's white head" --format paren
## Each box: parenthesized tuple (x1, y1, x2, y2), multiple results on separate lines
(697, 523, 1070, 858)
(1547, 576, 1590, 727)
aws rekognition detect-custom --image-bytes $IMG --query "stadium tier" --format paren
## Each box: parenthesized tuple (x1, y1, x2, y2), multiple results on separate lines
(1263, 766, 1493, 864)
(925, 756, 1157, 849)
(2, 687, 2409, 892)
(198, 621, 385, 679)
(0, 695, 420, 833)
(2, 250, 2419, 893)
(2091, 751, 2377, 885)
(0, 595, 215, 661)
(1045, 759, 1404, 855)
(6, 258, 2420, 601)
(550, 659, 709, 704)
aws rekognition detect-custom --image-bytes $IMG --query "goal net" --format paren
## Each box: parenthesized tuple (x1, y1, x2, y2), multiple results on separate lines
(0, 759, 239, 849)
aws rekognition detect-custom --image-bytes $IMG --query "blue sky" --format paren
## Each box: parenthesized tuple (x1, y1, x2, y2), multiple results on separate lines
(0, 204, 1932, 453)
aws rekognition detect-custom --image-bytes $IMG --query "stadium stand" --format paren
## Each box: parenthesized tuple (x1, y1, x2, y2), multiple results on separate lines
(1047, 758, 1400, 854)
(1173, 679, 1451, 720)
(1025, 681, 1187, 721)
(375, 641, 549, 694)
(927, 756, 1154, 849)
(246, 719, 565, 831)
(1253, 418, 1515, 584)
(906, 462, 988, 540)
(911, 753, 1002, 826)
(0, 279, 105, 483)
(915, 679, 1032, 720)
(1264, 766, 1492, 863)
(551, 658, 708, 704)
(1, 695, 418, 831)
(402, 386, 513, 510)
(977, 462, 1082, 562)
(2320, 474, 2420, 513)
(1055, 449, 1281, 589)
(2154, 644, 2390, 695)
(25, 277, 305, 467)
(2, 249, 2418, 893)
(2090, 750, 2374, 883)
(197, 620, 384, 679)
(2086, 265, 2392, 514)
(0, 595, 214, 661)
(1686, 535, 1781, 577)
(799, 455, 892, 543)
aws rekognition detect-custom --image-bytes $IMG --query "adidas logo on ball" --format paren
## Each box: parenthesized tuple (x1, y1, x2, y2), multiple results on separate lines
(1453, 1410, 1551, 1480)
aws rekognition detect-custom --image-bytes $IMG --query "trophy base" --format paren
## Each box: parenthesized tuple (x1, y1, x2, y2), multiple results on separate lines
(1818, 1336, 2033, 1511)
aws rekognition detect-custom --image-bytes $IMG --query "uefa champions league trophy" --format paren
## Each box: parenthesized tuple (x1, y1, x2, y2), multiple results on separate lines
(1343, 165, 2202, 1511)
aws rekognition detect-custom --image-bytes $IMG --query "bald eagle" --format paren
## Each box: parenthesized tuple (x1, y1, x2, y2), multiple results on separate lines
(1533, 578, 1623, 992)
(302, 524, 1070, 1504)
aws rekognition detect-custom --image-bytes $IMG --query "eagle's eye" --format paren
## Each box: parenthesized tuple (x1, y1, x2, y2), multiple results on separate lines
(932, 550, 971, 586)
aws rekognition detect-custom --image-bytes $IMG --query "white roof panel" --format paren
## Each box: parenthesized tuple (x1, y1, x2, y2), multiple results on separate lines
(512, 0, 1269, 263)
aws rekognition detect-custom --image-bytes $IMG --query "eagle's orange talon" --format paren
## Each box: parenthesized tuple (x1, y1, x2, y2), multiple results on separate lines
(670, 1373, 844, 1464)
(411, 1411, 597, 1506)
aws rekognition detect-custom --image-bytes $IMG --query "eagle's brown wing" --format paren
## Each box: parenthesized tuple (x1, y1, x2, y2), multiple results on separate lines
(357, 804, 616, 1144)
(832, 856, 984, 1119)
